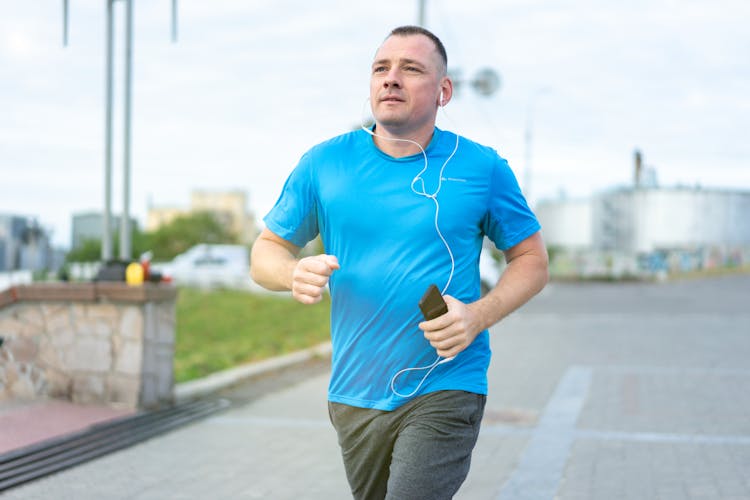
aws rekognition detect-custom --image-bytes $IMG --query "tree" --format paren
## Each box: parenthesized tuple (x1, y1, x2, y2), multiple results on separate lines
(146, 211, 237, 261)
(65, 238, 102, 263)
(65, 211, 237, 263)
(65, 229, 151, 263)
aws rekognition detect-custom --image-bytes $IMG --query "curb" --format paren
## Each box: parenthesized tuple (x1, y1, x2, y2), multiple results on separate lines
(173, 342, 332, 403)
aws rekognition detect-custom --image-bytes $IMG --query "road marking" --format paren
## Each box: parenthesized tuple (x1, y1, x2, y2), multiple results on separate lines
(577, 429, 750, 446)
(496, 365, 592, 500)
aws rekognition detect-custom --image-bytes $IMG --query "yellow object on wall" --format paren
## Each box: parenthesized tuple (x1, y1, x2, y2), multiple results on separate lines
(126, 262, 144, 285)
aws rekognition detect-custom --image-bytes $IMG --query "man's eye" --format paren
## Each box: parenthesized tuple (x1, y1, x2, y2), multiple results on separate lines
(373, 66, 387, 73)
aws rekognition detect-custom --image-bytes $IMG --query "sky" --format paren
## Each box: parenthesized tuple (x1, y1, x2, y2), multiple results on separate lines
(1, 0, 748, 248)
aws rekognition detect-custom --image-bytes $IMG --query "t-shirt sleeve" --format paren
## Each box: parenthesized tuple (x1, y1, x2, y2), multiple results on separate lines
(481, 156, 541, 250)
(263, 152, 319, 247)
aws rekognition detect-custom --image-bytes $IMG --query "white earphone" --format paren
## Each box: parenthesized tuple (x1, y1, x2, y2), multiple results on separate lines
(358, 96, 461, 398)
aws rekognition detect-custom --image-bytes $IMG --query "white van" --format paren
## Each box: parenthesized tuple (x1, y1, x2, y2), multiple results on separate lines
(157, 244, 251, 289)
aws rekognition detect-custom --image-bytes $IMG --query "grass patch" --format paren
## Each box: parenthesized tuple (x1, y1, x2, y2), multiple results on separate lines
(174, 288, 331, 383)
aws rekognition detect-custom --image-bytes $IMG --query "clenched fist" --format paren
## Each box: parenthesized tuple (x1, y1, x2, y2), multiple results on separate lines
(292, 254, 340, 304)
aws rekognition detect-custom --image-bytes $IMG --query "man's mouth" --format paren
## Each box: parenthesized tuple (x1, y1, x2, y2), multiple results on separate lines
(380, 95, 404, 103)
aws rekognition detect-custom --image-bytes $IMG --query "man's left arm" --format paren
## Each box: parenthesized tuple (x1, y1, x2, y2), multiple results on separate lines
(420, 231, 549, 358)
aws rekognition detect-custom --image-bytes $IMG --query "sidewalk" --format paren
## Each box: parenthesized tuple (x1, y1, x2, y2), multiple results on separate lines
(0, 399, 134, 455)
(0, 342, 333, 462)
(3, 275, 750, 499)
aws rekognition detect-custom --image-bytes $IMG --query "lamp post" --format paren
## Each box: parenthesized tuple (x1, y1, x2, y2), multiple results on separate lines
(447, 67, 502, 101)
(62, 1, 178, 261)
(119, 0, 134, 261)
(103, 0, 114, 261)
(523, 87, 551, 202)
(415, 1, 501, 105)
(418, 0, 426, 26)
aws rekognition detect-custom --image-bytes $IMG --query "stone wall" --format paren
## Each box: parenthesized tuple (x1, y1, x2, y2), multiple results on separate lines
(0, 283, 177, 409)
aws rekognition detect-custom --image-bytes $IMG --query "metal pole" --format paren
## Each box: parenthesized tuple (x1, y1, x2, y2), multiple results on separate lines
(120, 0, 133, 260)
(523, 104, 534, 200)
(523, 88, 551, 202)
(65, 0, 177, 261)
(171, 0, 178, 42)
(62, 0, 69, 46)
(103, 0, 114, 261)
(418, 0, 426, 26)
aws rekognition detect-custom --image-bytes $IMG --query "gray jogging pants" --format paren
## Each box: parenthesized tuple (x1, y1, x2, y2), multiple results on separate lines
(328, 390, 486, 500)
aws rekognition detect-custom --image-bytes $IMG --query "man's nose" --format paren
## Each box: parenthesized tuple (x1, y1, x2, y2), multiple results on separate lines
(383, 79, 402, 91)
(383, 69, 402, 89)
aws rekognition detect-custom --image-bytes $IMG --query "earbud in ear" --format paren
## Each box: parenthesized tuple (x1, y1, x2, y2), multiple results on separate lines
(440, 90, 445, 106)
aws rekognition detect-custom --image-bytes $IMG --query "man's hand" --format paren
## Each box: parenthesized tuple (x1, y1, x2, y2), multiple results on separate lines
(292, 254, 340, 305)
(418, 232, 548, 358)
(419, 295, 481, 359)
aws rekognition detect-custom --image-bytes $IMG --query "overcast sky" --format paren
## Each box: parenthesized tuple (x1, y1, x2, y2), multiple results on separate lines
(2, 0, 748, 248)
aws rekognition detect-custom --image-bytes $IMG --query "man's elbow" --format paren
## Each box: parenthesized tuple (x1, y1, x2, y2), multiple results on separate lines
(539, 254, 550, 289)
(249, 249, 262, 286)
(533, 247, 550, 293)
(521, 236, 549, 294)
(249, 260, 262, 286)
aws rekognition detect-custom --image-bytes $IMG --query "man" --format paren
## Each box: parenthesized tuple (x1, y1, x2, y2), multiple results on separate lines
(251, 25, 548, 499)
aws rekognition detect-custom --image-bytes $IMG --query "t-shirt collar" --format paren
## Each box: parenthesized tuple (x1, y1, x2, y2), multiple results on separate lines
(366, 125, 444, 162)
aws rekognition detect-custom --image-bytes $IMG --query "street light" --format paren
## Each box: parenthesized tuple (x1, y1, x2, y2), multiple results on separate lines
(523, 87, 551, 202)
(416, 0, 501, 101)
(62, 1, 178, 261)
(471, 68, 501, 97)
(448, 67, 502, 99)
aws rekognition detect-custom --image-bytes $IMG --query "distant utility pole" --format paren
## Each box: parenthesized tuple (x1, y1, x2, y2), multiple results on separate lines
(104, 0, 114, 261)
(62, 0, 69, 45)
(120, 0, 133, 261)
(418, 0, 426, 26)
(523, 87, 551, 201)
(415, 0, 501, 102)
(61, 0, 178, 261)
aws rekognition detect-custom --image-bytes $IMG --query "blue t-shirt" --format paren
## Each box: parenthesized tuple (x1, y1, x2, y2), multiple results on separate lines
(264, 127, 540, 410)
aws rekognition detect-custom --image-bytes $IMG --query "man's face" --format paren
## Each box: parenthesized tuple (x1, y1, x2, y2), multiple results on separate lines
(370, 34, 444, 134)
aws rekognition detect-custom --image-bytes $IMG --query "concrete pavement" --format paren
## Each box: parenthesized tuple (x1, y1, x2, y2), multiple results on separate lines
(3, 274, 749, 499)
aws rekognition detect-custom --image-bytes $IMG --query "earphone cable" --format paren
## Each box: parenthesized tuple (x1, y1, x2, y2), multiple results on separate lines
(360, 100, 460, 398)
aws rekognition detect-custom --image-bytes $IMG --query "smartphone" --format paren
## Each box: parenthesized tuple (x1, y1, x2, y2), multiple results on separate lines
(419, 284, 448, 320)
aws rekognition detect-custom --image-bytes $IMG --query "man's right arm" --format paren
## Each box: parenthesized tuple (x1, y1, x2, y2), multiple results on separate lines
(250, 228, 300, 291)
(250, 228, 339, 305)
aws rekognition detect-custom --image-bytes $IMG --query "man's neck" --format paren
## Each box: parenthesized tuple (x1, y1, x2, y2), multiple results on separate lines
(371, 123, 435, 158)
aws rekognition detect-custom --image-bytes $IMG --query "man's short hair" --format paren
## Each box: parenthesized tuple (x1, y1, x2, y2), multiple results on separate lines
(389, 25, 448, 72)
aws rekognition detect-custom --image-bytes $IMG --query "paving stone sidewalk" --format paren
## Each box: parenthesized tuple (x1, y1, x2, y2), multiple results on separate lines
(4, 274, 749, 499)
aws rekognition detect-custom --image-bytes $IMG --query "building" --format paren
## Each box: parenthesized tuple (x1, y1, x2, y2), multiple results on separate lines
(534, 197, 593, 250)
(147, 190, 258, 244)
(535, 148, 750, 277)
(70, 212, 138, 250)
(145, 206, 184, 233)
(537, 186, 750, 277)
(592, 187, 750, 254)
(0, 214, 53, 272)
